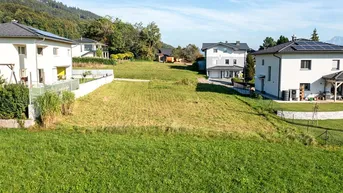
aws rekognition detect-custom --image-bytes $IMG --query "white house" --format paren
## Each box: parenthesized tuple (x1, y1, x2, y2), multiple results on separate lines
(72, 37, 109, 58)
(201, 41, 250, 79)
(254, 39, 343, 101)
(0, 21, 73, 86)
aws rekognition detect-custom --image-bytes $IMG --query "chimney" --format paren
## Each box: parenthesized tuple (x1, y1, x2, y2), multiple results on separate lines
(225, 41, 228, 44)
(236, 41, 240, 46)
(292, 34, 297, 41)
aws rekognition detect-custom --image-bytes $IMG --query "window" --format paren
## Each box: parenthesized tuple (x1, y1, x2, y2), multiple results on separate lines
(234, 59, 237, 65)
(38, 69, 44, 83)
(18, 46, 26, 55)
(37, 47, 43, 55)
(213, 49, 218, 53)
(262, 59, 264, 66)
(301, 60, 311, 70)
(268, 66, 271, 81)
(53, 48, 58, 56)
(225, 59, 230, 64)
(332, 60, 340, 70)
(85, 44, 93, 51)
(300, 83, 311, 91)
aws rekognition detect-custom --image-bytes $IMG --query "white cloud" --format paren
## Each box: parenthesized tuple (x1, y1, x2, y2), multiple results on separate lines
(58, 0, 343, 48)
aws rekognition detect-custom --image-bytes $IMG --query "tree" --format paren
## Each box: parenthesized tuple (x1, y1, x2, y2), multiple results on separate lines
(259, 37, 276, 50)
(182, 44, 203, 62)
(172, 46, 183, 59)
(276, 35, 289, 45)
(245, 54, 255, 82)
(311, 28, 319, 41)
(140, 22, 161, 60)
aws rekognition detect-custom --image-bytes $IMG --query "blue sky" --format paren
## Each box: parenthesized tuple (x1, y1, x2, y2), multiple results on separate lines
(60, 0, 343, 49)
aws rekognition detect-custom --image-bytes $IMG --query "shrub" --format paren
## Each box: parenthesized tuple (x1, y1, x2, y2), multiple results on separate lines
(232, 77, 243, 83)
(61, 91, 75, 115)
(35, 92, 61, 127)
(73, 57, 116, 65)
(0, 84, 29, 119)
(96, 49, 103, 57)
(110, 52, 135, 60)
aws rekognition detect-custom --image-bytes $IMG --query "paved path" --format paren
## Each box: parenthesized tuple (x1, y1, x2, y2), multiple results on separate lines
(114, 78, 151, 82)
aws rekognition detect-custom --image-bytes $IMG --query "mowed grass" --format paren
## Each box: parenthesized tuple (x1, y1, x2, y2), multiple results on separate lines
(61, 81, 275, 136)
(276, 102, 343, 112)
(113, 61, 201, 81)
(1, 129, 343, 192)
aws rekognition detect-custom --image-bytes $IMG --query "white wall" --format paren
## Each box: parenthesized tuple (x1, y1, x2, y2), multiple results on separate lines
(72, 44, 95, 58)
(255, 54, 280, 97)
(205, 46, 247, 69)
(255, 53, 343, 99)
(281, 53, 343, 98)
(73, 75, 114, 98)
(0, 38, 72, 85)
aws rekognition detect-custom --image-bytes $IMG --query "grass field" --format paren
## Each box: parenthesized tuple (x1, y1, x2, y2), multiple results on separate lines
(2, 61, 343, 192)
(1, 129, 343, 192)
(276, 102, 343, 112)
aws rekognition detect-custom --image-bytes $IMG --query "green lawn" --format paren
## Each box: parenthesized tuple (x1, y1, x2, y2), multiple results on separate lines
(2, 61, 343, 191)
(1, 129, 343, 192)
(276, 102, 343, 112)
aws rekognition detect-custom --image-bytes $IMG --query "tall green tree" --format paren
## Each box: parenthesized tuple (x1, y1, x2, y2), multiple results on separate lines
(172, 46, 183, 59)
(259, 37, 276, 50)
(276, 35, 289, 45)
(182, 44, 203, 62)
(140, 22, 161, 60)
(311, 28, 319, 41)
(245, 54, 255, 82)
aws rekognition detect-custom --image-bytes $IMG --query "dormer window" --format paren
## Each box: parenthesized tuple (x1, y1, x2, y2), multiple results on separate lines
(225, 59, 230, 64)
(233, 59, 237, 65)
(223, 48, 228, 53)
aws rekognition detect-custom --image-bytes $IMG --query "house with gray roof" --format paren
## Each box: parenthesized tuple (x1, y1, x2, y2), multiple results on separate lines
(156, 48, 174, 63)
(201, 41, 250, 79)
(253, 38, 343, 101)
(0, 21, 73, 86)
(72, 37, 109, 58)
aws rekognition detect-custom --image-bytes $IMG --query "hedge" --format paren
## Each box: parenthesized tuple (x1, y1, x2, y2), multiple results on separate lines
(72, 57, 116, 65)
(0, 84, 29, 119)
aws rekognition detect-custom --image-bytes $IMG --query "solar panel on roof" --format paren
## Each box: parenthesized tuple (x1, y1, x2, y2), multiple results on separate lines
(296, 42, 309, 46)
(28, 27, 71, 41)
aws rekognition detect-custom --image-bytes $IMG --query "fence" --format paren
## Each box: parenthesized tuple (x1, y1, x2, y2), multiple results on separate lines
(72, 69, 113, 78)
(29, 79, 79, 104)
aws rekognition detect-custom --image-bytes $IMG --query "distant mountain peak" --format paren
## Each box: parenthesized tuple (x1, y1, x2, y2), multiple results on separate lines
(327, 36, 343, 45)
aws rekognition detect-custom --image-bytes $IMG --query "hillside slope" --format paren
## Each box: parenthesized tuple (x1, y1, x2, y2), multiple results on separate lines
(0, 0, 100, 39)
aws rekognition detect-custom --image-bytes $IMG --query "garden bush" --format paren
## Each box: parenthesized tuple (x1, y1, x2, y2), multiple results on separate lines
(73, 57, 116, 65)
(35, 92, 61, 127)
(61, 91, 75, 115)
(0, 84, 29, 119)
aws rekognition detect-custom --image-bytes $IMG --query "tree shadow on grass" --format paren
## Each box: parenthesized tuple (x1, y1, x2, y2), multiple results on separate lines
(196, 83, 237, 95)
(169, 65, 206, 74)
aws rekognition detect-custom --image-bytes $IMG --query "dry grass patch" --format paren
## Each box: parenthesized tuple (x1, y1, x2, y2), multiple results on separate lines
(60, 81, 275, 136)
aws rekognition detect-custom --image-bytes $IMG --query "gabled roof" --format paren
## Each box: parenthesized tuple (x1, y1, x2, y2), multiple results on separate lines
(73, 37, 106, 46)
(202, 42, 250, 51)
(254, 40, 343, 55)
(207, 65, 243, 70)
(158, 48, 173, 56)
(323, 71, 343, 81)
(0, 22, 73, 44)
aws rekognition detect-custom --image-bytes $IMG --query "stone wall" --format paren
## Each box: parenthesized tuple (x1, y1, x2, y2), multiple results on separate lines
(0, 119, 35, 128)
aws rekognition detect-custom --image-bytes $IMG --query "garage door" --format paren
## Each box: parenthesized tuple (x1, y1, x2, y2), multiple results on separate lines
(209, 70, 220, 78)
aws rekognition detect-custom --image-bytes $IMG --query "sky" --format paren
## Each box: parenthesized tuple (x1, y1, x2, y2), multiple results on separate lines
(59, 0, 343, 50)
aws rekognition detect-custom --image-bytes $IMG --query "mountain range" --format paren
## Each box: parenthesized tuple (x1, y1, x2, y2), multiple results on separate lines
(326, 36, 343, 45)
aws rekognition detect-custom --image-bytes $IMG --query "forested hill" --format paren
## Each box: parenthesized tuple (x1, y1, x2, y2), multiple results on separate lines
(0, 0, 100, 39)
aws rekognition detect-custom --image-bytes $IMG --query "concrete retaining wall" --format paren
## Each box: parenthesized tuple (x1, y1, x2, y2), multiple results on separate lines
(0, 119, 35, 128)
(277, 110, 343, 120)
(73, 75, 114, 98)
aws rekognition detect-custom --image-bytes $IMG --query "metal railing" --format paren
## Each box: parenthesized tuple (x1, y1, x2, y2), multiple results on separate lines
(29, 79, 79, 104)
